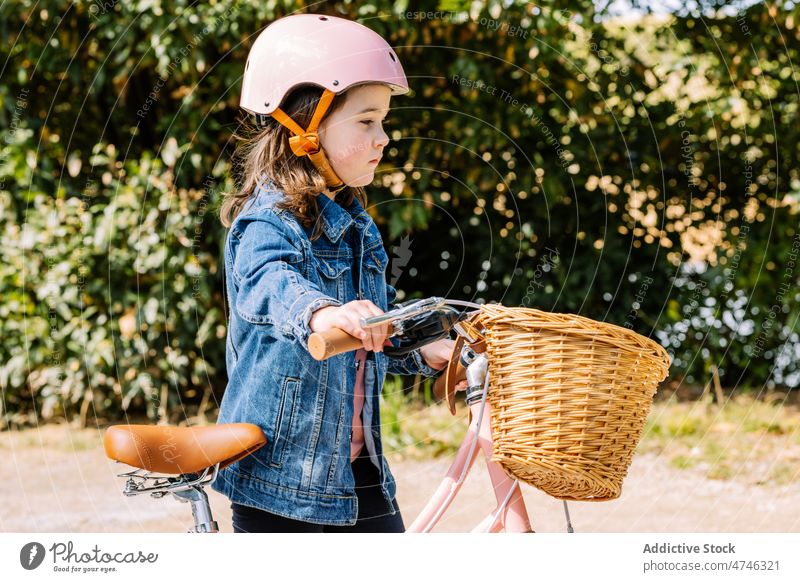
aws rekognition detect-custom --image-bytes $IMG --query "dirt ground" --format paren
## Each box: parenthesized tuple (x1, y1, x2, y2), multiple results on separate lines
(1, 425, 797, 533)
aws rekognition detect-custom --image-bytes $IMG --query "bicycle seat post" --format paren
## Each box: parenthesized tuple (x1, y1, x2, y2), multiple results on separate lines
(172, 485, 219, 533)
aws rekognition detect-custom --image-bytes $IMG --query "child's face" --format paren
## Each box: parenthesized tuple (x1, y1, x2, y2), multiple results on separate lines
(319, 84, 391, 190)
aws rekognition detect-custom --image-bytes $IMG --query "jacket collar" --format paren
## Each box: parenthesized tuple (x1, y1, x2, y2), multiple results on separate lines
(250, 177, 370, 243)
(315, 191, 370, 243)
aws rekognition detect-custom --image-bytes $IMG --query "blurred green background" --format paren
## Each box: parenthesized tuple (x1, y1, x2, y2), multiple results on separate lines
(1, 0, 798, 427)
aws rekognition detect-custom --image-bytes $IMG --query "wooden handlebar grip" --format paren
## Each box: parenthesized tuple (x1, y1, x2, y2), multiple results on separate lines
(308, 329, 363, 361)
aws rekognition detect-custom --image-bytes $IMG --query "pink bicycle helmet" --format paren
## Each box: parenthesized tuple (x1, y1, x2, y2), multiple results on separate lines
(241, 14, 409, 191)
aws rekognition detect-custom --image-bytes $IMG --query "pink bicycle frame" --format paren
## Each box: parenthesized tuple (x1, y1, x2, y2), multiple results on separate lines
(407, 376, 533, 533)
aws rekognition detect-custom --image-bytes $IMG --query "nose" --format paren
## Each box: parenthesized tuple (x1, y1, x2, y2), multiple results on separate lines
(374, 126, 389, 150)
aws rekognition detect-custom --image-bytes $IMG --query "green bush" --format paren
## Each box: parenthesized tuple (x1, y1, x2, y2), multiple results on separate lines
(0, 134, 230, 424)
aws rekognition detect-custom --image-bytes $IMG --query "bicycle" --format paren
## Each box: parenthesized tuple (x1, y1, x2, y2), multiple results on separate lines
(106, 296, 658, 533)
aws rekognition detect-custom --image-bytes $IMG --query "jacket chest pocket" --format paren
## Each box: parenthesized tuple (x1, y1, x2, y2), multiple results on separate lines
(312, 254, 352, 300)
(364, 248, 388, 274)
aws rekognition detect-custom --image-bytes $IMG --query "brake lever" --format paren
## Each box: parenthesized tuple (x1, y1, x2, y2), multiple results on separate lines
(355, 297, 471, 357)
(360, 296, 446, 336)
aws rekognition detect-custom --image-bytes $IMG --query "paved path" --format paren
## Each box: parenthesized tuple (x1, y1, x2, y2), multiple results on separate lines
(1, 426, 797, 532)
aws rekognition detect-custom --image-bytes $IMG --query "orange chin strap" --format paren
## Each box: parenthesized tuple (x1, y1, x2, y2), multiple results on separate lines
(270, 88, 346, 194)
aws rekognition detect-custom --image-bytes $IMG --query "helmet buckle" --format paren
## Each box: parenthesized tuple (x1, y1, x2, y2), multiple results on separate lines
(288, 133, 320, 156)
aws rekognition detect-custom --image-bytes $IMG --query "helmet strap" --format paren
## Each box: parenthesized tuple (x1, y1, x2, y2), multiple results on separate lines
(270, 89, 346, 191)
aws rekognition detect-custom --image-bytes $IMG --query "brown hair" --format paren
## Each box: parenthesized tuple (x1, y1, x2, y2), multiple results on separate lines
(219, 84, 368, 240)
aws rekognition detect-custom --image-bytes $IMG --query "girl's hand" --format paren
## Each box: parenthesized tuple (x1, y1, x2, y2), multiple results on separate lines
(419, 338, 456, 371)
(423, 338, 468, 395)
(309, 300, 392, 352)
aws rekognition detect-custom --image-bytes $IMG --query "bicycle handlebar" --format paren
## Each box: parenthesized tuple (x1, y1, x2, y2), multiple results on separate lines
(307, 296, 475, 402)
(308, 325, 467, 401)
(308, 296, 460, 362)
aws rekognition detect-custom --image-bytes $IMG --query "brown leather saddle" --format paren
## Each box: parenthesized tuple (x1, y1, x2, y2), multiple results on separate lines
(104, 423, 266, 475)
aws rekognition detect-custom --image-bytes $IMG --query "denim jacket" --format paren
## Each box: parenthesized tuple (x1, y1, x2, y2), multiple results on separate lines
(212, 181, 439, 526)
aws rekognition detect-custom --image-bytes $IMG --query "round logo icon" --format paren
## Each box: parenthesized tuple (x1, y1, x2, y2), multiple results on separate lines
(20, 542, 46, 570)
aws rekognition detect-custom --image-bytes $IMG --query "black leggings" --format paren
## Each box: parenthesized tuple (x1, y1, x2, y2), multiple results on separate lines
(231, 451, 405, 533)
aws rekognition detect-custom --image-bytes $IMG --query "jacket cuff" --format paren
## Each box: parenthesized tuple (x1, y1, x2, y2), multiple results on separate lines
(411, 348, 441, 377)
(285, 291, 342, 346)
(386, 347, 441, 378)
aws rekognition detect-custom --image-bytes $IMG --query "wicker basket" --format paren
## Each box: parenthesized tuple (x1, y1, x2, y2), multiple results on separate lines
(470, 304, 671, 501)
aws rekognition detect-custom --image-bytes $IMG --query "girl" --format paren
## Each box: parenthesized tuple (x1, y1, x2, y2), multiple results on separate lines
(213, 14, 456, 532)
